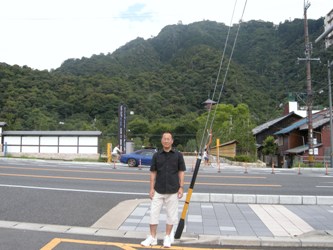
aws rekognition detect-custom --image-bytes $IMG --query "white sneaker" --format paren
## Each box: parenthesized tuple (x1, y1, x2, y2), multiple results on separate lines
(170, 232, 174, 243)
(141, 235, 157, 247)
(163, 235, 172, 248)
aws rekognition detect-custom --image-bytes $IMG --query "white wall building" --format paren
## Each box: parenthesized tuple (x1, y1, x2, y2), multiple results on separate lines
(285, 101, 321, 117)
(2, 130, 102, 160)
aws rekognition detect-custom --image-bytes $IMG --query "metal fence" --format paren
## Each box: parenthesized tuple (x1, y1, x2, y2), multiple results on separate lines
(295, 155, 331, 167)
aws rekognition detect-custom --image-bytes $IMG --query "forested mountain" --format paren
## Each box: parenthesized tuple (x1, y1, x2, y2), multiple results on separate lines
(0, 18, 332, 149)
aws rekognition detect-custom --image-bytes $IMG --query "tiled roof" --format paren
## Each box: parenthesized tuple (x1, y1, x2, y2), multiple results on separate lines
(274, 113, 322, 135)
(299, 111, 331, 130)
(285, 143, 322, 154)
(274, 117, 308, 135)
(202, 98, 217, 104)
(252, 112, 300, 135)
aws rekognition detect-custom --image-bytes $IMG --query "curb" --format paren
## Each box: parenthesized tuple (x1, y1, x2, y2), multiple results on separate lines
(1, 220, 332, 248)
(178, 232, 333, 248)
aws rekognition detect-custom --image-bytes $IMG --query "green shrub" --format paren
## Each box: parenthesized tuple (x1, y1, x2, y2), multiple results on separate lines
(98, 156, 108, 162)
(292, 161, 325, 168)
(234, 155, 256, 162)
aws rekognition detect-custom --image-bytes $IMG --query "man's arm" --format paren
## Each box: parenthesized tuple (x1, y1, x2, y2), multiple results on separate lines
(206, 130, 213, 149)
(149, 171, 157, 199)
(178, 171, 185, 198)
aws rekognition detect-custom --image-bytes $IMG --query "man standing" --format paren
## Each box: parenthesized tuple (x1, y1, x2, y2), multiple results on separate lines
(141, 131, 186, 248)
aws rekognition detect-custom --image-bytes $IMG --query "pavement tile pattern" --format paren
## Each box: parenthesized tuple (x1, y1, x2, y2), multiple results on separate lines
(119, 202, 333, 237)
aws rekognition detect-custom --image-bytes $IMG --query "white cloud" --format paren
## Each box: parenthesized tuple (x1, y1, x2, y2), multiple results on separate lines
(120, 3, 153, 22)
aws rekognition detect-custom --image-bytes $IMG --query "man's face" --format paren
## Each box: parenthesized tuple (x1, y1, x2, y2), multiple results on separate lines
(161, 133, 173, 149)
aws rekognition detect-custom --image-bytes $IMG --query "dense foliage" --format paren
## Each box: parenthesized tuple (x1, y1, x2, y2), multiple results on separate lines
(196, 103, 256, 155)
(0, 19, 332, 152)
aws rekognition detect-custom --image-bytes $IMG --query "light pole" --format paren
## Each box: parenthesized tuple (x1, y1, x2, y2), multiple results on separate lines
(316, 78, 333, 168)
(315, 7, 333, 167)
(328, 61, 333, 168)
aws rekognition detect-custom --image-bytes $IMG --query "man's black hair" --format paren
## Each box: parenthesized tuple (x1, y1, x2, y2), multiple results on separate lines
(162, 131, 173, 139)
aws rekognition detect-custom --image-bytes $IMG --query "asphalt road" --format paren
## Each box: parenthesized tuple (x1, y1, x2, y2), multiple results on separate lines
(0, 157, 332, 249)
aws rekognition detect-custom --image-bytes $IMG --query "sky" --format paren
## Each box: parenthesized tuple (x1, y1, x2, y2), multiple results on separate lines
(0, 0, 331, 71)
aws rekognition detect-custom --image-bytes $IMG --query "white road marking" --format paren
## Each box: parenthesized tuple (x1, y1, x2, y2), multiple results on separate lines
(250, 204, 313, 237)
(0, 184, 147, 195)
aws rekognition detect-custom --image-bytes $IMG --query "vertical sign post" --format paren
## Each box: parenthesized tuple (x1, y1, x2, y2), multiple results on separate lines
(216, 138, 220, 173)
(118, 104, 127, 154)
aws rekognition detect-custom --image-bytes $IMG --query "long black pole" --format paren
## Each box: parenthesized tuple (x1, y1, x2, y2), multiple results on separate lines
(328, 60, 333, 168)
(174, 157, 202, 239)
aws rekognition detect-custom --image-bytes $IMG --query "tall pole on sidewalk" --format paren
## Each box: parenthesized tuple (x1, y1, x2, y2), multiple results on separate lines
(315, 8, 333, 167)
(304, 2, 314, 165)
(298, 1, 320, 166)
(328, 60, 333, 168)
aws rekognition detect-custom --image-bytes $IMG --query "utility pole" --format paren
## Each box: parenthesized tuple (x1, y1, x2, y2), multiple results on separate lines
(297, 1, 320, 166)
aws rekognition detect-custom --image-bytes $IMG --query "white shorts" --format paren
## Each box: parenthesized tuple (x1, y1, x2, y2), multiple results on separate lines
(150, 191, 178, 225)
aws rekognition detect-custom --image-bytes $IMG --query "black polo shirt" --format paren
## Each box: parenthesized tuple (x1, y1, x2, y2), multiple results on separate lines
(150, 149, 186, 194)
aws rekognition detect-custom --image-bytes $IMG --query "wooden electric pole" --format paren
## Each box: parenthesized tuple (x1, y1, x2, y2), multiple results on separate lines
(297, 1, 320, 166)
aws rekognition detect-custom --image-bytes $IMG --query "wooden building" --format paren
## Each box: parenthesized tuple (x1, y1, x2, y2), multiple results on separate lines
(252, 112, 302, 164)
(275, 110, 332, 166)
(210, 140, 237, 158)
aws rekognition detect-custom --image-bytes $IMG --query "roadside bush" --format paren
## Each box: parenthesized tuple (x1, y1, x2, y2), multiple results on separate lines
(99, 156, 108, 162)
(234, 155, 256, 162)
(292, 161, 325, 168)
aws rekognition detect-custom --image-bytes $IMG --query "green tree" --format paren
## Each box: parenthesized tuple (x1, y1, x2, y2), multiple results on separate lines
(1, 18, 331, 149)
(262, 136, 277, 155)
(185, 139, 198, 152)
(196, 103, 256, 156)
(128, 117, 150, 140)
(262, 136, 278, 166)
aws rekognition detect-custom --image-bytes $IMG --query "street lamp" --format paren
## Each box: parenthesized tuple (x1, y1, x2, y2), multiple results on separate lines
(315, 77, 333, 168)
(328, 61, 333, 168)
(315, 9, 333, 167)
